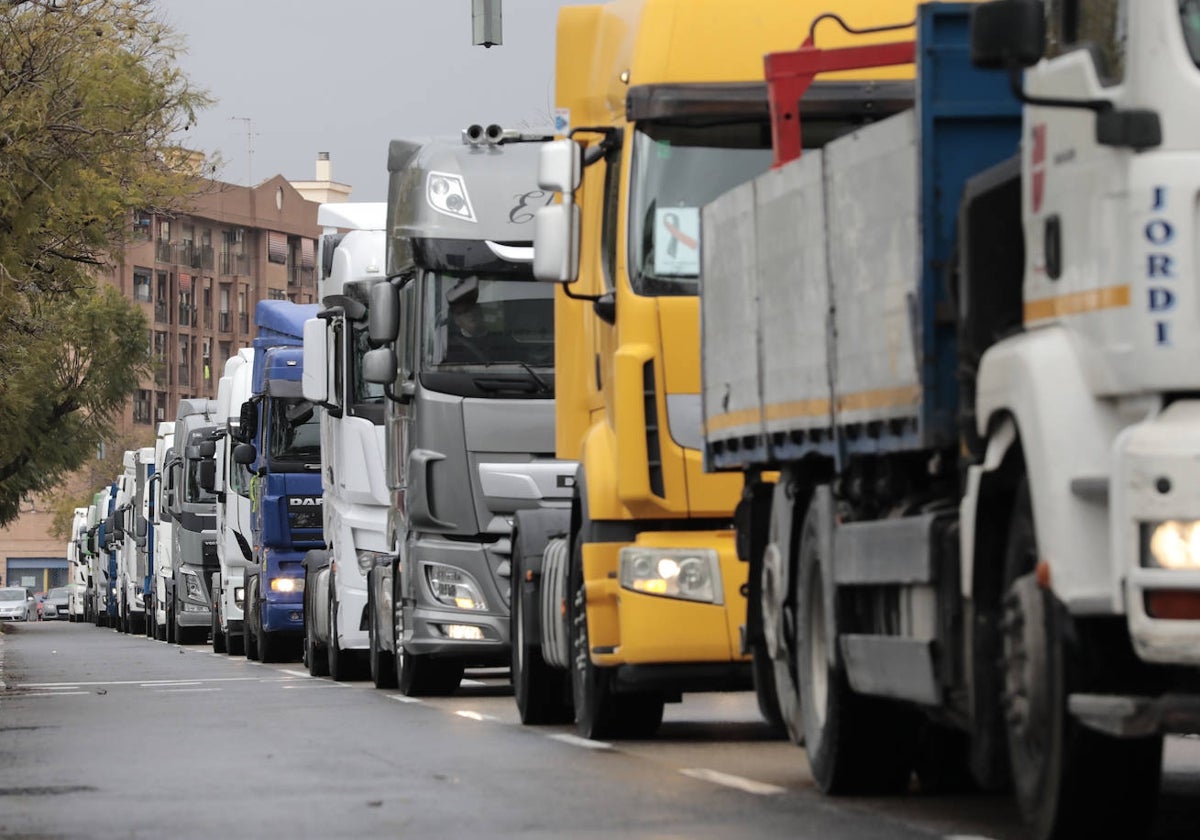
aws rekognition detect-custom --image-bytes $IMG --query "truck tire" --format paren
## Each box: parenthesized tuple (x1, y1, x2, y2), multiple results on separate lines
(751, 642, 786, 737)
(511, 531, 571, 725)
(228, 631, 244, 657)
(326, 592, 363, 680)
(568, 534, 663, 740)
(212, 610, 227, 654)
(244, 583, 260, 661)
(797, 498, 916, 794)
(393, 570, 463, 696)
(368, 590, 397, 689)
(1001, 479, 1162, 840)
(304, 582, 328, 677)
(760, 498, 803, 742)
(165, 599, 175, 643)
(259, 628, 281, 663)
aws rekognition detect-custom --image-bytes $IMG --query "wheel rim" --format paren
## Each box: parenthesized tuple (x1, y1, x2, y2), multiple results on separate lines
(806, 561, 829, 728)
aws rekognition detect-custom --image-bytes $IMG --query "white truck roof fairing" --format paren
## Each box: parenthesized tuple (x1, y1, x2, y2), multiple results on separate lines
(317, 202, 386, 233)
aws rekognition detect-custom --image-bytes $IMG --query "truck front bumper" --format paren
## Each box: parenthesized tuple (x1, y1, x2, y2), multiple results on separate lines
(405, 537, 509, 663)
(1115, 400, 1200, 665)
(582, 529, 749, 670)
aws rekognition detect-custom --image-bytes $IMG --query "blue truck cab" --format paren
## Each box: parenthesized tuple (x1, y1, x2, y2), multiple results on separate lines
(237, 300, 323, 662)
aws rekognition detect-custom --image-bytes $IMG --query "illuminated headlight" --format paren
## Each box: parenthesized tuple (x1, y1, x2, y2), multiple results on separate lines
(424, 563, 487, 611)
(182, 603, 209, 613)
(426, 171, 475, 222)
(441, 624, 485, 641)
(1144, 521, 1200, 570)
(182, 572, 203, 602)
(357, 550, 391, 576)
(270, 577, 304, 593)
(234, 587, 245, 608)
(619, 547, 723, 605)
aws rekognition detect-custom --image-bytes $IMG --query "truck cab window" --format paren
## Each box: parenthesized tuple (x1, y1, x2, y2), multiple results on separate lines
(268, 398, 321, 467)
(352, 322, 385, 405)
(1182, 0, 1200, 67)
(424, 272, 555, 369)
(628, 119, 773, 297)
(1045, 0, 1126, 84)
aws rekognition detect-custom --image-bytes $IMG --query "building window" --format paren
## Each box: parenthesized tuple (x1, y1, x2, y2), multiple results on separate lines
(268, 288, 287, 301)
(155, 271, 171, 324)
(267, 231, 287, 265)
(178, 335, 191, 388)
(133, 268, 152, 302)
(155, 392, 168, 424)
(133, 389, 152, 424)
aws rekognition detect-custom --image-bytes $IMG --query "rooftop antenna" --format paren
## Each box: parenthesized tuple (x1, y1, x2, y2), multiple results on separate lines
(472, 0, 502, 48)
(229, 116, 256, 186)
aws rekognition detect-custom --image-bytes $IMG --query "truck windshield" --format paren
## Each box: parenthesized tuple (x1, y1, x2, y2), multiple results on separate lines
(629, 119, 773, 296)
(1183, 1, 1200, 65)
(423, 271, 555, 370)
(267, 398, 321, 467)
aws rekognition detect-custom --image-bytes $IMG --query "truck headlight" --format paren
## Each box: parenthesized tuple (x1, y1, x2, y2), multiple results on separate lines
(234, 587, 245, 608)
(424, 564, 487, 611)
(1144, 521, 1200, 570)
(270, 577, 304, 593)
(357, 550, 391, 576)
(619, 547, 723, 605)
(426, 172, 475, 222)
(182, 572, 203, 602)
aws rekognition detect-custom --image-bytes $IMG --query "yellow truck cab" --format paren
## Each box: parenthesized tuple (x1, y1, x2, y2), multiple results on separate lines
(514, 0, 917, 739)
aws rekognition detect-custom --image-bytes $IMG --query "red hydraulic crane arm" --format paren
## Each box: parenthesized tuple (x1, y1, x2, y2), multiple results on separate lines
(764, 38, 915, 168)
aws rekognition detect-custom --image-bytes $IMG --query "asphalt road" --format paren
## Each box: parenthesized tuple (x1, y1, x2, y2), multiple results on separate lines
(2, 621, 1199, 839)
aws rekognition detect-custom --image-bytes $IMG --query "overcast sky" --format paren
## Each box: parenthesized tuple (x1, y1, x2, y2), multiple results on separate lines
(154, 1, 590, 202)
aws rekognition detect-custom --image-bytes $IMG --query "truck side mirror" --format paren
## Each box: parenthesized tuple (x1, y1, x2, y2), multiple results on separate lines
(198, 440, 216, 459)
(302, 317, 330, 405)
(362, 347, 397, 385)
(198, 459, 216, 492)
(233, 443, 256, 465)
(533, 139, 582, 284)
(238, 401, 258, 441)
(368, 282, 399, 345)
(970, 0, 1045, 70)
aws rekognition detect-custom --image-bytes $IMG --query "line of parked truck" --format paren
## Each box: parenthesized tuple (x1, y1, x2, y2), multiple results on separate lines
(57, 1, 1200, 837)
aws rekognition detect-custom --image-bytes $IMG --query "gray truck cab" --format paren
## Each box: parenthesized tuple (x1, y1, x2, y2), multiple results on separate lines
(166, 398, 219, 644)
(365, 128, 575, 696)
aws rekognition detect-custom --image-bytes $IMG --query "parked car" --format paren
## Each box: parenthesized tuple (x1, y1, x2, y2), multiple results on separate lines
(0, 587, 37, 621)
(42, 587, 70, 621)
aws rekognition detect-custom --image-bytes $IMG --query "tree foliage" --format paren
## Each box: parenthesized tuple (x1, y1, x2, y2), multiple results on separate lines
(0, 0, 210, 526)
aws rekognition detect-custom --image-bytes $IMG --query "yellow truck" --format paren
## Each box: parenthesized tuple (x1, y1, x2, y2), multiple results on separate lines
(511, 0, 917, 739)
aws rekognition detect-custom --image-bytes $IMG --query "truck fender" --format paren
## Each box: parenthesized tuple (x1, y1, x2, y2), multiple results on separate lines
(578, 420, 625, 522)
(975, 326, 1123, 612)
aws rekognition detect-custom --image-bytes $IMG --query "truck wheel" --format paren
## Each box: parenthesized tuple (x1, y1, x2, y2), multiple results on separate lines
(1001, 479, 1162, 840)
(244, 584, 260, 661)
(212, 610, 226, 654)
(568, 537, 663, 740)
(368, 590, 397, 689)
(751, 641, 786, 737)
(761, 506, 805, 743)
(304, 583, 328, 676)
(797, 499, 915, 794)
(511, 533, 571, 725)
(228, 631, 244, 657)
(259, 628, 281, 663)
(392, 570, 462, 696)
(326, 593, 352, 680)
(165, 599, 175, 643)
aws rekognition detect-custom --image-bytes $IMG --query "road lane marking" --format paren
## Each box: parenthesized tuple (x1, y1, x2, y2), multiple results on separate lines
(679, 768, 787, 796)
(454, 710, 498, 722)
(386, 694, 424, 704)
(547, 733, 613, 751)
(139, 681, 203, 687)
(19, 677, 260, 688)
(461, 679, 486, 686)
(2, 691, 90, 698)
(279, 669, 311, 678)
(154, 688, 223, 694)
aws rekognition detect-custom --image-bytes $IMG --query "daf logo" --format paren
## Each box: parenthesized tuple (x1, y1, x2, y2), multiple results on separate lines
(288, 497, 322, 507)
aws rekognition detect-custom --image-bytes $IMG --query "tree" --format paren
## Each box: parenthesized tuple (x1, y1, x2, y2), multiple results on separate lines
(0, 0, 210, 526)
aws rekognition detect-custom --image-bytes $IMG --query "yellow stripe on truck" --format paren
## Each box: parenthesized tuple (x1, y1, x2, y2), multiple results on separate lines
(1025, 284, 1130, 322)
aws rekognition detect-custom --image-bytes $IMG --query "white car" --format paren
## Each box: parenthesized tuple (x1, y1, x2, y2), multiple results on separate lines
(42, 586, 70, 620)
(0, 587, 37, 621)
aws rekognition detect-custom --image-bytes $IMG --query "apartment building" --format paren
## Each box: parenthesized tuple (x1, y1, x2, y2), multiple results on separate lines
(0, 158, 350, 591)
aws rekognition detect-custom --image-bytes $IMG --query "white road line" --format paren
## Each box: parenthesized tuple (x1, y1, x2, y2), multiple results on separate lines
(386, 694, 424, 704)
(279, 669, 311, 679)
(19, 677, 260, 688)
(2, 691, 91, 698)
(40, 686, 81, 691)
(454, 710, 498, 722)
(460, 679, 486, 686)
(547, 733, 613, 751)
(679, 768, 787, 796)
(139, 681, 203, 688)
(154, 688, 223, 694)
(945, 835, 1000, 840)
